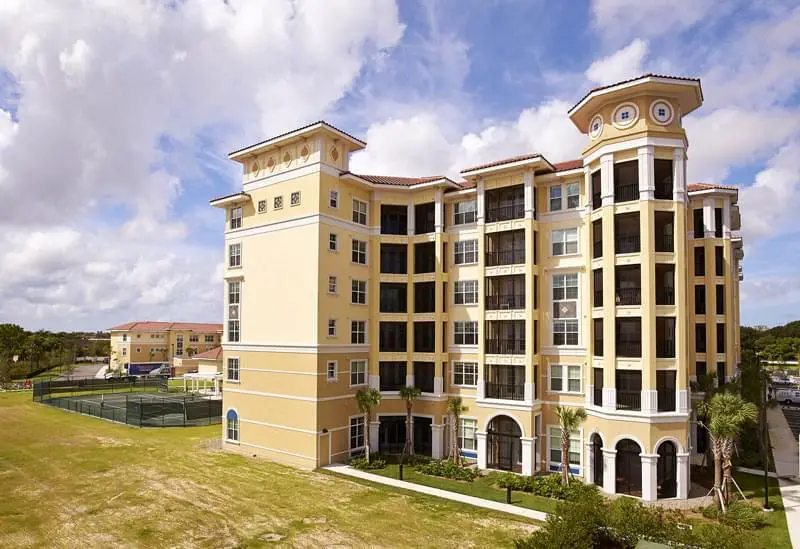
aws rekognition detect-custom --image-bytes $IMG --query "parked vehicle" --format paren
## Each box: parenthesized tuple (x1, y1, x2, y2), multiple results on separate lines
(775, 389, 800, 406)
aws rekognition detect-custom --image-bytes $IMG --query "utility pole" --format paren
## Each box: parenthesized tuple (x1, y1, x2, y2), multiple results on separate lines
(760, 359, 772, 512)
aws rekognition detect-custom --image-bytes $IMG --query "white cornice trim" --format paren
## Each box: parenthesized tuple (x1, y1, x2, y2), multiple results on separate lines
(583, 137, 685, 165)
(224, 212, 375, 240)
(225, 387, 356, 402)
(461, 156, 552, 178)
(229, 122, 366, 160)
(242, 162, 340, 193)
(568, 76, 702, 116)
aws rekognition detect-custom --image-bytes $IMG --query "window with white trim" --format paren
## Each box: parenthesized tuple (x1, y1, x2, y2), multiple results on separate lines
(350, 359, 367, 386)
(329, 190, 339, 208)
(205, 335, 214, 343)
(226, 409, 239, 441)
(552, 274, 578, 345)
(122, 334, 127, 342)
(228, 243, 241, 268)
(352, 239, 367, 264)
(454, 200, 477, 225)
(176, 335, 183, 356)
(453, 361, 478, 386)
(459, 418, 478, 451)
(351, 280, 367, 304)
(552, 228, 578, 256)
(454, 280, 478, 305)
(548, 426, 581, 469)
(328, 276, 337, 294)
(122, 347, 127, 356)
(351, 320, 366, 344)
(326, 361, 337, 382)
(189, 335, 198, 343)
(350, 416, 365, 450)
(352, 198, 368, 225)
(328, 233, 338, 252)
(454, 239, 478, 265)
(454, 321, 478, 345)
(549, 364, 582, 393)
(229, 207, 242, 230)
(549, 183, 580, 211)
(227, 280, 241, 343)
(327, 319, 336, 337)
(549, 185, 562, 211)
(227, 357, 240, 381)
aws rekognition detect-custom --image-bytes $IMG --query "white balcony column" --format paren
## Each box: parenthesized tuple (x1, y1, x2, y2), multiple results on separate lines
(677, 389, 690, 414)
(476, 179, 485, 225)
(641, 454, 659, 501)
(602, 387, 617, 411)
(433, 376, 443, 397)
(641, 389, 658, 414)
(586, 384, 594, 407)
(677, 452, 691, 499)
(431, 424, 445, 459)
(703, 198, 715, 239)
(523, 170, 535, 220)
(407, 201, 415, 236)
(369, 420, 380, 453)
(637, 145, 655, 200)
(369, 375, 380, 391)
(524, 381, 533, 404)
(585, 441, 595, 484)
(600, 153, 615, 206)
(521, 437, 535, 475)
(672, 148, 686, 202)
(602, 448, 617, 494)
(723, 199, 731, 239)
(476, 431, 488, 469)
(434, 190, 444, 233)
(405, 374, 415, 388)
(584, 166, 593, 208)
(477, 376, 485, 399)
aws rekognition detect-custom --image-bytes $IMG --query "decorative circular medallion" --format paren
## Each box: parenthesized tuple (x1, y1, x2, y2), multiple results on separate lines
(589, 114, 603, 139)
(612, 102, 639, 129)
(650, 99, 675, 125)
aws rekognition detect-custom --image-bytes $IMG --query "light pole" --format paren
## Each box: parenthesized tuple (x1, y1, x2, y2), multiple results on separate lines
(760, 356, 772, 512)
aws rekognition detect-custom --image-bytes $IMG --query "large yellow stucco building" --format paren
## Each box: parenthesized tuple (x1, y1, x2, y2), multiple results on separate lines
(211, 74, 744, 502)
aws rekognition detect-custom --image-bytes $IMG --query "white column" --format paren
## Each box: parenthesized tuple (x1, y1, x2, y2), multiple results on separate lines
(407, 201, 415, 235)
(602, 448, 616, 494)
(586, 384, 594, 407)
(677, 452, 690, 499)
(600, 153, 614, 206)
(585, 441, 595, 484)
(524, 381, 533, 404)
(523, 170, 534, 219)
(369, 420, 380, 453)
(431, 424, 445, 459)
(641, 389, 658, 414)
(602, 387, 617, 410)
(476, 431, 488, 469)
(369, 374, 379, 391)
(433, 376, 443, 397)
(641, 454, 659, 501)
(638, 145, 655, 200)
(723, 199, 731, 238)
(477, 376, 485, 399)
(672, 148, 686, 202)
(434, 190, 443, 233)
(703, 198, 714, 239)
(476, 179, 485, 225)
(677, 389, 690, 414)
(405, 374, 414, 388)
(521, 437, 534, 475)
(584, 166, 592, 209)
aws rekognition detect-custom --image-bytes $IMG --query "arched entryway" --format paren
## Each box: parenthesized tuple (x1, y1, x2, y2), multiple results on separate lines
(591, 433, 603, 487)
(615, 439, 642, 497)
(657, 441, 677, 499)
(486, 415, 522, 472)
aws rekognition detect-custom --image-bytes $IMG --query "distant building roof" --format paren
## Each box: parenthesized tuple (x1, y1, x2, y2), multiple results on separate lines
(688, 182, 739, 192)
(109, 321, 223, 332)
(193, 347, 223, 360)
(349, 174, 449, 187)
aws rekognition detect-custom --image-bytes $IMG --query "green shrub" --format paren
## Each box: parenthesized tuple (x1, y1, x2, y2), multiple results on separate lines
(416, 459, 478, 481)
(349, 455, 387, 470)
(490, 472, 598, 501)
(719, 501, 766, 530)
(403, 454, 432, 467)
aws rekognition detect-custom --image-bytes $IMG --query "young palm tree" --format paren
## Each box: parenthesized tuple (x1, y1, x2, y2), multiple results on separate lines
(555, 405, 587, 485)
(690, 372, 718, 470)
(447, 396, 468, 464)
(355, 387, 381, 463)
(697, 392, 758, 510)
(399, 386, 422, 455)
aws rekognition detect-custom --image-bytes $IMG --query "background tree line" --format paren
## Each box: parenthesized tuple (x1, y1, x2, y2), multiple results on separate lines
(741, 321, 800, 363)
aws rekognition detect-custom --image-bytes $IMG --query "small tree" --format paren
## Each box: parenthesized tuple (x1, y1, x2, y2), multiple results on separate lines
(555, 405, 586, 485)
(447, 396, 468, 464)
(399, 386, 422, 455)
(355, 388, 381, 463)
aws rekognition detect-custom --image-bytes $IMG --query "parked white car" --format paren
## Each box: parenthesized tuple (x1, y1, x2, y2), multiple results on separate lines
(775, 389, 800, 406)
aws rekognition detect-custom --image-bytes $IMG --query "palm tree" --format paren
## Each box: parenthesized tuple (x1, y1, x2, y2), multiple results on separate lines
(554, 405, 587, 485)
(355, 388, 381, 463)
(697, 392, 758, 510)
(399, 386, 422, 455)
(447, 397, 468, 464)
(691, 372, 718, 470)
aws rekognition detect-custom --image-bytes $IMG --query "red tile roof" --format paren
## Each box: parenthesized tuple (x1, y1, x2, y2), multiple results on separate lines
(229, 120, 366, 157)
(571, 73, 702, 112)
(461, 153, 543, 174)
(688, 182, 739, 192)
(109, 321, 223, 332)
(349, 174, 447, 187)
(552, 159, 583, 172)
(193, 347, 222, 360)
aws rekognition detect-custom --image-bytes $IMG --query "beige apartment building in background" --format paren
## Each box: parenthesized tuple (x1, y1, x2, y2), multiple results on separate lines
(211, 74, 744, 502)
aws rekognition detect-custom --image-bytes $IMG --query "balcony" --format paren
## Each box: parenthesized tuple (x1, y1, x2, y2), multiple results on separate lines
(591, 170, 601, 210)
(656, 339, 676, 358)
(414, 362, 435, 393)
(380, 205, 408, 235)
(616, 390, 642, 411)
(615, 265, 641, 306)
(485, 185, 524, 223)
(615, 287, 641, 306)
(486, 249, 525, 267)
(614, 183, 638, 203)
(617, 340, 642, 357)
(486, 294, 525, 310)
(486, 275, 525, 310)
(485, 381, 525, 401)
(415, 202, 435, 235)
(657, 388, 676, 412)
(486, 204, 524, 223)
(414, 242, 436, 274)
(615, 212, 640, 254)
(615, 234, 640, 254)
(380, 244, 407, 274)
(616, 316, 642, 357)
(486, 229, 525, 266)
(654, 159, 673, 200)
(594, 387, 603, 407)
(485, 338, 525, 355)
(656, 285, 675, 306)
(613, 160, 639, 204)
(379, 361, 406, 391)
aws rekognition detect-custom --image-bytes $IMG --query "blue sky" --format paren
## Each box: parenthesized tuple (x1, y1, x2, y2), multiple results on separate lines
(0, 0, 798, 330)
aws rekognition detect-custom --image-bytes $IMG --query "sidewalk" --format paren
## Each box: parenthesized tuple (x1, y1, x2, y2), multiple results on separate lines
(768, 406, 800, 549)
(322, 464, 548, 522)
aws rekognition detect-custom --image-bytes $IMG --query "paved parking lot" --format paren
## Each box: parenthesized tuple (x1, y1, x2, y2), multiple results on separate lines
(780, 405, 800, 439)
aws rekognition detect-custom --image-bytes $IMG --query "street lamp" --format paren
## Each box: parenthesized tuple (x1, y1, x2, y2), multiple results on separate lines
(759, 354, 773, 512)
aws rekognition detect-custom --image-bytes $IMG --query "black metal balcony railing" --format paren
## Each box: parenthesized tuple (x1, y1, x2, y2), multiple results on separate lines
(486, 294, 525, 310)
(486, 249, 525, 267)
(616, 390, 642, 411)
(592, 192, 601, 210)
(657, 340, 676, 359)
(486, 203, 524, 223)
(594, 339, 603, 357)
(380, 380, 405, 392)
(655, 233, 674, 253)
(614, 183, 639, 203)
(615, 234, 640, 254)
(485, 339, 526, 355)
(654, 183, 673, 200)
(594, 291, 603, 308)
(615, 287, 641, 306)
(657, 389, 676, 412)
(617, 340, 642, 357)
(593, 387, 603, 407)
(380, 260, 406, 275)
(656, 287, 675, 306)
(485, 381, 525, 401)
(593, 241, 603, 259)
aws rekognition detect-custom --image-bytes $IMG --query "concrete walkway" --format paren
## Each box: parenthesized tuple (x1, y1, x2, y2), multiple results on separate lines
(768, 406, 800, 549)
(323, 464, 548, 522)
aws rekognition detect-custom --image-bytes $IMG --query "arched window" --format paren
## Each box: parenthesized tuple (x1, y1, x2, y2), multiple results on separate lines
(226, 409, 239, 442)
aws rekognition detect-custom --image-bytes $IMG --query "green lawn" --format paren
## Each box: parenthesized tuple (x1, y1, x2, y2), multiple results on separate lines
(0, 392, 537, 548)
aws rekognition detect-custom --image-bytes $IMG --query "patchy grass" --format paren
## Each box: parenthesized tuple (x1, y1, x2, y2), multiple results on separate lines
(0, 392, 537, 548)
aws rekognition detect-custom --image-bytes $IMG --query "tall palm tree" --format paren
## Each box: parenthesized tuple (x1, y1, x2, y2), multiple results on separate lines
(447, 396, 468, 464)
(691, 372, 718, 470)
(554, 405, 587, 485)
(399, 386, 422, 455)
(697, 392, 758, 510)
(355, 388, 381, 463)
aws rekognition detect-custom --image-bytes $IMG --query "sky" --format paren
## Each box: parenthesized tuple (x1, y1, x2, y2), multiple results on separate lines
(0, 0, 798, 331)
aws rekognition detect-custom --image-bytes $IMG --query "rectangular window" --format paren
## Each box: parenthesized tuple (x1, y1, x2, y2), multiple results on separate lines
(326, 361, 337, 382)
(122, 347, 127, 356)
(189, 335, 199, 343)
(350, 417, 365, 450)
(328, 276, 337, 294)
(694, 247, 705, 276)
(593, 268, 603, 308)
(454, 280, 478, 305)
(454, 200, 477, 225)
(327, 319, 336, 337)
(548, 427, 580, 468)
(459, 418, 478, 451)
(228, 243, 241, 268)
(205, 335, 214, 343)
(227, 357, 240, 382)
(551, 228, 578, 256)
(352, 198, 368, 225)
(454, 321, 478, 345)
(550, 364, 582, 393)
(715, 246, 724, 276)
(549, 185, 562, 211)
(352, 239, 367, 264)
(716, 285, 724, 315)
(230, 206, 242, 230)
(329, 190, 339, 208)
(454, 240, 478, 264)
(351, 321, 366, 344)
(350, 360, 367, 386)
(351, 280, 367, 304)
(227, 281, 240, 343)
(453, 361, 478, 386)
(274, 196, 283, 210)
(715, 207, 723, 237)
(566, 182, 580, 209)
(717, 323, 726, 354)
(329, 233, 338, 252)
(695, 285, 706, 314)
(552, 273, 579, 345)
(593, 319, 603, 357)
(696, 361, 707, 377)
(693, 208, 704, 238)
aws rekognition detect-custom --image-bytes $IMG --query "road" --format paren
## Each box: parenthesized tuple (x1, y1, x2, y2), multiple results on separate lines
(781, 405, 800, 439)
(58, 362, 106, 380)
